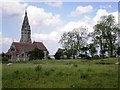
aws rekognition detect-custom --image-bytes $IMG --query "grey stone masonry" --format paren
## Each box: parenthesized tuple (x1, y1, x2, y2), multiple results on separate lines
(20, 10, 32, 43)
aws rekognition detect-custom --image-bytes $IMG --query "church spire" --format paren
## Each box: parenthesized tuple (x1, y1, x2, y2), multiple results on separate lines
(20, 9, 32, 43)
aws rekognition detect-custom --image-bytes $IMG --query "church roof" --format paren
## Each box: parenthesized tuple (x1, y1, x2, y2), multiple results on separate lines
(13, 42, 35, 53)
(6, 42, 49, 55)
(33, 42, 48, 52)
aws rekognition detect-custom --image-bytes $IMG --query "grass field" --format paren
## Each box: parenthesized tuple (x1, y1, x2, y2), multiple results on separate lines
(2, 58, 119, 88)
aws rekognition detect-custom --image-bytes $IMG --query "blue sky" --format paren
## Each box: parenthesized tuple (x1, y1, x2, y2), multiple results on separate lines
(1, 1, 119, 55)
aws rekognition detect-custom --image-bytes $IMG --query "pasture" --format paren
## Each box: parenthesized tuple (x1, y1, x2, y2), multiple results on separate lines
(2, 58, 119, 88)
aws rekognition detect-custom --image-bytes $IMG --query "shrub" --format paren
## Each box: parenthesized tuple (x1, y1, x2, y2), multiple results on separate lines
(2, 56, 9, 63)
(28, 48, 44, 60)
(35, 65, 42, 72)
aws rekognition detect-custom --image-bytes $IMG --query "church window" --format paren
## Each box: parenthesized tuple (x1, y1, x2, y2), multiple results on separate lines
(21, 53, 24, 57)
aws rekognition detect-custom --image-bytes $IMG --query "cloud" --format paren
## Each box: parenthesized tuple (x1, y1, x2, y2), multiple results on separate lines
(2, 2, 27, 17)
(45, 1, 63, 8)
(58, 17, 94, 33)
(0, 31, 18, 46)
(32, 31, 60, 41)
(93, 9, 118, 24)
(71, 5, 93, 16)
(27, 5, 62, 32)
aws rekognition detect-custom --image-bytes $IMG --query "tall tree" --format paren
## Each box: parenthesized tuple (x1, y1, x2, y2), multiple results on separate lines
(59, 27, 88, 58)
(88, 43, 97, 58)
(91, 15, 119, 57)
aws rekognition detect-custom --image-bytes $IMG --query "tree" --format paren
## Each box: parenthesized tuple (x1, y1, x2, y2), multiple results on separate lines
(54, 48, 64, 59)
(59, 27, 88, 59)
(88, 43, 97, 58)
(91, 15, 119, 57)
(28, 48, 44, 60)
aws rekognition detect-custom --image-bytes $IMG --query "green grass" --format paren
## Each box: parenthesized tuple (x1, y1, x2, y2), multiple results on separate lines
(2, 58, 119, 88)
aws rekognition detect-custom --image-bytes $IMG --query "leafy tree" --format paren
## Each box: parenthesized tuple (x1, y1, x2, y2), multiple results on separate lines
(91, 15, 119, 57)
(28, 48, 44, 60)
(88, 43, 97, 58)
(117, 47, 120, 56)
(54, 48, 64, 59)
(59, 27, 88, 58)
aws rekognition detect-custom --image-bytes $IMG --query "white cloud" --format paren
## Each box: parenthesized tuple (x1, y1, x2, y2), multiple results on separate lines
(93, 9, 118, 24)
(2, 2, 27, 17)
(59, 19, 94, 33)
(27, 5, 62, 32)
(71, 5, 93, 16)
(45, 1, 63, 8)
(32, 31, 60, 41)
(0, 32, 18, 46)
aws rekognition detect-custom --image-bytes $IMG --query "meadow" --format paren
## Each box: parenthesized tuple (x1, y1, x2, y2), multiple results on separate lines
(2, 58, 119, 88)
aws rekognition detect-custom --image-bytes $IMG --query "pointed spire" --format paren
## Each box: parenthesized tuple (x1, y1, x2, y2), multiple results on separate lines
(22, 7, 29, 29)
(20, 8, 32, 43)
(25, 7, 27, 16)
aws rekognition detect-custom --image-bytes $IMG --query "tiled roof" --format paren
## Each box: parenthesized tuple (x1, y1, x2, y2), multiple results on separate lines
(6, 51, 16, 55)
(6, 42, 48, 55)
(33, 42, 48, 52)
(13, 42, 35, 53)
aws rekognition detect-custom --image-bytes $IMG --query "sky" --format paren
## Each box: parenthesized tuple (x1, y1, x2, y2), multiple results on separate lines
(1, 0, 119, 55)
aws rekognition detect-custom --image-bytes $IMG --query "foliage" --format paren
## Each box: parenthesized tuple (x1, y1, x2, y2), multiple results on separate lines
(28, 48, 44, 60)
(116, 47, 120, 56)
(88, 43, 97, 57)
(91, 15, 119, 57)
(59, 27, 88, 59)
(54, 48, 64, 59)
(2, 56, 9, 63)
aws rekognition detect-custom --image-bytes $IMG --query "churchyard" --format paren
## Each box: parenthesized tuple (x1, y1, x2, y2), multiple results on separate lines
(2, 58, 119, 88)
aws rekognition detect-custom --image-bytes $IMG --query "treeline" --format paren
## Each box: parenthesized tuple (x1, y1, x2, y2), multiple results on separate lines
(55, 15, 120, 59)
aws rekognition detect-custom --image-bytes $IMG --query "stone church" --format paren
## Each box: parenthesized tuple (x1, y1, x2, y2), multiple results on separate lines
(6, 10, 49, 61)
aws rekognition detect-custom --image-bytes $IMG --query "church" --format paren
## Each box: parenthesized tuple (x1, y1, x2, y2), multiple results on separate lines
(6, 10, 49, 61)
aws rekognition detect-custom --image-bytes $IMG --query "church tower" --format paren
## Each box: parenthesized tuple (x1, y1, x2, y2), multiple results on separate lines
(20, 9, 32, 43)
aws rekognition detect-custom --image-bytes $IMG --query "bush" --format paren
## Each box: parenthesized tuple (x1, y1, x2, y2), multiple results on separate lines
(28, 48, 44, 60)
(35, 65, 42, 72)
(2, 56, 9, 63)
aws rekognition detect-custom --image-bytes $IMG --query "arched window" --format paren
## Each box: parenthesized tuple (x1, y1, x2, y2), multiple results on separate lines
(21, 53, 24, 57)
